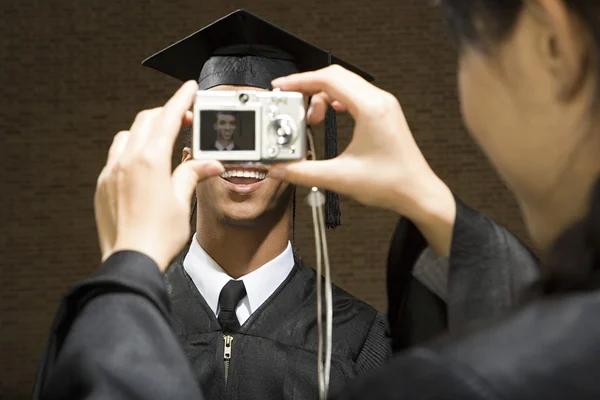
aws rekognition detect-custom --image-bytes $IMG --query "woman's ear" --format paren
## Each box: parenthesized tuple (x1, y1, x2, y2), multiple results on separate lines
(531, 0, 591, 100)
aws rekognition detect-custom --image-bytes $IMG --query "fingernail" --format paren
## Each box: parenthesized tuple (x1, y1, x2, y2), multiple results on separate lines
(269, 168, 285, 179)
(306, 106, 313, 121)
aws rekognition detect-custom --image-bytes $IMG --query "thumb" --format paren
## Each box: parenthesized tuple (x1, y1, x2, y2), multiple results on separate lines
(172, 160, 225, 205)
(269, 159, 345, 193)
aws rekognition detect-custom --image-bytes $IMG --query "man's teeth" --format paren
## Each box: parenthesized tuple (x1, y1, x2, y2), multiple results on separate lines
(220, 170, 267, 180)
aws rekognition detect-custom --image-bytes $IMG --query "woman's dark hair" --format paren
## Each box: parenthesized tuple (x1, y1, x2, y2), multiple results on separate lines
(439, 0, 600, 296)
(438, 1, 600, 57)
(438, 0, 522, 49)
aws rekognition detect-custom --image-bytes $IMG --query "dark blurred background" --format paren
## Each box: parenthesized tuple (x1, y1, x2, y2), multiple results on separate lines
(0, 0, 529, 398)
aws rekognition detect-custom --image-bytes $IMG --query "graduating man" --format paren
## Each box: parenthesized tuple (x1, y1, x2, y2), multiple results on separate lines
(140, 9, 391, 399)
(142, 9, 538, 397)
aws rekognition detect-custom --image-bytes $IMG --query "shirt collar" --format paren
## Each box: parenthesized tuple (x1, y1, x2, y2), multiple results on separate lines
(215, 141, 235, 151)
(183, 234, 294, 316)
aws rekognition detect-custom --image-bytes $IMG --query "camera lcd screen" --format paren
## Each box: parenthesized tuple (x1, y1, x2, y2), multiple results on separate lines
(199, 110, 256, 151)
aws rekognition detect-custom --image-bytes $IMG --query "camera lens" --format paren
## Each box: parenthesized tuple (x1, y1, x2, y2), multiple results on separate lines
(239, 93, 249, 104)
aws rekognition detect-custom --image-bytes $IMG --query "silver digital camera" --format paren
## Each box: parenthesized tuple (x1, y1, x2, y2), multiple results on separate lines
(192, 89, 307, 162)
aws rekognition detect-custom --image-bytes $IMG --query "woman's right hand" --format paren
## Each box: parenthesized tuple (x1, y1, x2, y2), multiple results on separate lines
(270, 65, 456, 255)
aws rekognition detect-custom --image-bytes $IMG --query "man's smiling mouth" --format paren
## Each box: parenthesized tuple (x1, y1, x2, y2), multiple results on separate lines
(220, 166, 268, 185)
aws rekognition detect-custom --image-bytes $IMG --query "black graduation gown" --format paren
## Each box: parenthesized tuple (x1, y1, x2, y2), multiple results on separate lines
(32, 251, 204, 400)
(164, 253, 391, 400)
(387, 195, 540, 351)
(332, 287, 600, 399)
(330, 196, 600, 399)
(34, 220, 600, 399)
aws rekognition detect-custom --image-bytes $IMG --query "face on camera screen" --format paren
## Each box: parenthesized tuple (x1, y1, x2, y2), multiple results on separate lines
(199, 110, 256, 151)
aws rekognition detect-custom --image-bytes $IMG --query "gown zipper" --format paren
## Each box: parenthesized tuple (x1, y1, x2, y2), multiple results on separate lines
(223, 335, 233, 385)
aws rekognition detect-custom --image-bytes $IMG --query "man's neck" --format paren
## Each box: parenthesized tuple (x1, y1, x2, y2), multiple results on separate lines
(194, 212, 291, 279)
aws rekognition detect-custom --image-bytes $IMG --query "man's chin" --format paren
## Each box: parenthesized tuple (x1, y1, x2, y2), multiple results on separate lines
(219, 213, 265, 228)
(216, 206, 267, 225)
(217, 203, 290, 228)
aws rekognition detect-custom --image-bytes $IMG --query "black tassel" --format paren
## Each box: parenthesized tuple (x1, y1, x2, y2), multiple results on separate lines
(292, 186, 297, 246)
(324, 104, 341, 229)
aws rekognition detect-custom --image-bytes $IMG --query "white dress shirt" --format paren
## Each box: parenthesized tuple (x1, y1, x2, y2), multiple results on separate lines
(183, 234, 295, 325)
(215, 141, 235, 151)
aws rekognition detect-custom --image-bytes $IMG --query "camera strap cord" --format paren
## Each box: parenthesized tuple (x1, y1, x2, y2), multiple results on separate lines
(305, 128, 333, 400)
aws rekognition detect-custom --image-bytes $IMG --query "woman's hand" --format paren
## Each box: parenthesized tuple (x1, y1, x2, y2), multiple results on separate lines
(271, 65, 456, 255)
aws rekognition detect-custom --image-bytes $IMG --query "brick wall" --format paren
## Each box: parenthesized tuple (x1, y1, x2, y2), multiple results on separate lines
(0, 0, 529, 397)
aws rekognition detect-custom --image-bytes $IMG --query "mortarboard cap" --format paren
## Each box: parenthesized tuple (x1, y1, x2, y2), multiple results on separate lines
(142, 9, 374, 229)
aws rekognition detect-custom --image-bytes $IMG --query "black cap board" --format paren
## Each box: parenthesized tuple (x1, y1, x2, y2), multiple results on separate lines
(142, 9, 374, 229)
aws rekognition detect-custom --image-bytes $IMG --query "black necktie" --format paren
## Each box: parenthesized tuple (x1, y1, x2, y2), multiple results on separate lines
(218, 280, 247, 333)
